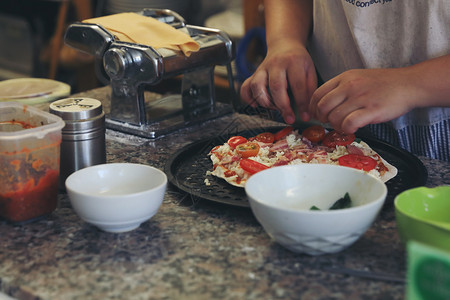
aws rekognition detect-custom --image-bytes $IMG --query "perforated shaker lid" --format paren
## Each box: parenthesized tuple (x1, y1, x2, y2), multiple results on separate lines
(49, 97, 103, 121)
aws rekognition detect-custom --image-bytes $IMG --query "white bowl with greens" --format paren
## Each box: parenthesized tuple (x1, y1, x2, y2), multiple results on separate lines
(245, 164, 387, 255)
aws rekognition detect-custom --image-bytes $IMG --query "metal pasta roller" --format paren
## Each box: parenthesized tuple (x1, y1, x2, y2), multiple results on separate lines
(64, 9, 236, 138)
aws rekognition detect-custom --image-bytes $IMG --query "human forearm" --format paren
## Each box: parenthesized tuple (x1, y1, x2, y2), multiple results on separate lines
(263, 0, 313, 49)
(240, 0, 316, 124)
(405, 54, 450, 108)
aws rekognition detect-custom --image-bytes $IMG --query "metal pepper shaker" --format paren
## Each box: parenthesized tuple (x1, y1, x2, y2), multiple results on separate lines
(49, 97, 106, 189)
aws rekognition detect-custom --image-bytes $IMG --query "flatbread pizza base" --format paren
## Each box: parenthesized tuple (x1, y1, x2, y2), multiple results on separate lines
(359, 141, 398, 182)
(210, 165, 246, 187)
(208, 135, 398, 188)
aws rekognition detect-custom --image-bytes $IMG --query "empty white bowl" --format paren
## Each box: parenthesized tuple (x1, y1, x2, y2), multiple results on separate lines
(66, 163, 167, 233)
(245, 164, 387, 255)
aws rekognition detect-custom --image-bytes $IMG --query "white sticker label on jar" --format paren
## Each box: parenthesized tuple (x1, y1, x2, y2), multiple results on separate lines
(50, 98, 102, 112)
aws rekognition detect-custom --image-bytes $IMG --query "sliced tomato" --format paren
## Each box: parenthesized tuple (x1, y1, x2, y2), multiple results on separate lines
(274, 126, 294, 141)
(236, 142, 260, 158)
(338, 154, 377, 171)
(302, 125, 326, 143)
(322, 130, 355, 148)
(227, 136, 247, 149)
(224, 169, 236, 177)
(373, 154, 389, 176)
(240, 158, 269, 174)
(209, 145, 221, 154)
(256, 132, 275, 144)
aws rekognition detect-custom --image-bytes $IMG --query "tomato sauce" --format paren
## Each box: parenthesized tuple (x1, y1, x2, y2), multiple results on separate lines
(1, 114, 62, 223)
(0, 169, 59, 223)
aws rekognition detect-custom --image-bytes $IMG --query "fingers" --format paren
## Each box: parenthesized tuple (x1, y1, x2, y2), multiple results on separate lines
(309, 78, 341, 121)
(340, 109, 375, 133)
(308, 76, 358, 132)
(268, 69, 296, 124)
(240, 68, 296, 124)
(338, 99, 408, 134)
(252, 71, 277, 110)
(327, 101, 366, 133)
(308, 68, 418, 133)
(241, 70, 279, 110)
(240, 72, 268, 108)
(309, 82, 380, 133)
(288, 61, 317, 122)
(239, 47, 317, 124)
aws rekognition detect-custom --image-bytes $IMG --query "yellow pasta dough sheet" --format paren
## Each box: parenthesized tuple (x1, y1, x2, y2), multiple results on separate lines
(83, 13, 200, 56)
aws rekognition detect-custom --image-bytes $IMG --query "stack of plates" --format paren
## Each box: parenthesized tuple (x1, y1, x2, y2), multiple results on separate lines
(105, 0, 190, 18)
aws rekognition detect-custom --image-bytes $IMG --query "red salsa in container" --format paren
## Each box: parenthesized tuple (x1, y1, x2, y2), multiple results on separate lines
(0, 103, 64, 223)
(0, 169, 59, 222)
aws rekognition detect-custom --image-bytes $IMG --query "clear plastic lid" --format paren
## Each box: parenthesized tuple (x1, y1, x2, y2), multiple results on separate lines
(0, 102, 65, 140)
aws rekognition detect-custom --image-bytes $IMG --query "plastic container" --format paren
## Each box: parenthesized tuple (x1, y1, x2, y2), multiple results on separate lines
(0, 102, 65, 223)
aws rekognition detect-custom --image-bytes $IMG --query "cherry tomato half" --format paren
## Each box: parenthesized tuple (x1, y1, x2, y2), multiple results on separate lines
(322, 130, 355, 148)
(236, 142, 260, 158)
(227, 136, 247, 149)
(256, 132, 275, 144)
(338, 154, 377, 171)
(302, 125, 326, 143)
(240, 158, 269, 174)
(274, 126, 294, 141)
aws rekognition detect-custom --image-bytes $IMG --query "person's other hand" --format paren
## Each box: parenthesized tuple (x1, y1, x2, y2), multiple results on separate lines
(240, 40, 317, 124)
(309, 68, 418, 133)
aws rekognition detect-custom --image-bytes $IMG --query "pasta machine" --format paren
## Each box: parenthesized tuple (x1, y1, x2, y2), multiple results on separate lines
(64, 9, 236, 138)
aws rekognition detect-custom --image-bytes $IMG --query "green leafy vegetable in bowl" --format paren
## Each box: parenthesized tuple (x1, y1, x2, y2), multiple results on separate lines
(310, 193, 352, 211)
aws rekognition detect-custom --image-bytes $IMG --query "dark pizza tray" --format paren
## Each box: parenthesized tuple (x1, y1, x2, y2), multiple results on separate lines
(164, 126, 428, 208)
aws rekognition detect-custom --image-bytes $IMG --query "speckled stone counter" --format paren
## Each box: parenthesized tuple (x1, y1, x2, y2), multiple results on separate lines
(1, 87, 449, 300)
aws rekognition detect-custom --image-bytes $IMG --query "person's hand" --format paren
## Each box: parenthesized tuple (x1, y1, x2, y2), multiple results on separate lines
(240, 40, 317, 124)
(309, 68, 419, 133)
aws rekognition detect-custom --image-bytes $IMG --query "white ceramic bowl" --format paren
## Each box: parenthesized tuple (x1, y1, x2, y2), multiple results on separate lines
(245, 164, 387, 255)
(66, 163, 167, 233)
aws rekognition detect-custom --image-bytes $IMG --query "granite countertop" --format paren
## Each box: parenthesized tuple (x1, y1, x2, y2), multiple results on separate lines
(1, 87, 449, 300)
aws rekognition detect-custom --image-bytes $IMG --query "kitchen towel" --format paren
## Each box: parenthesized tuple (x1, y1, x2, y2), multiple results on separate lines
(83, 13, 200, 56)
